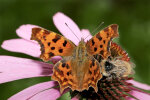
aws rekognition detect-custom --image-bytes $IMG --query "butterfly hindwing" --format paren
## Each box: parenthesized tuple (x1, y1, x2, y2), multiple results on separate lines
(52, 56, 102, 93)
(86, 24, 119, 59)
(82, 57, 103, 92)
(31, 28, 76, 61)
(51, 57, 77, 93)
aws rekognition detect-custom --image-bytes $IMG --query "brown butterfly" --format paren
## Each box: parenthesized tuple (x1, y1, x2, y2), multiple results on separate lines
(31, 24, 119, 93)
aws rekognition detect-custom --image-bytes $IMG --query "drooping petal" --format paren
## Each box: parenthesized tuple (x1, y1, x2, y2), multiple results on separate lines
(0, 56, 53, 84)
(8, 81, 60, 100)
(127, 89, 150, 100)
(53, 12, 82, 45)
(16, 24, 40, 41)
(1, 39, 40, 58)
(127, 80, 150, 90)
(81, 29, 92, 42)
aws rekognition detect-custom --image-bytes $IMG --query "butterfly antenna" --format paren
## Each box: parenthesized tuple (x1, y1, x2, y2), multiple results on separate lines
(91, 21, 104, 34)
(84, 22, 104, 40)
(65, 23, 80, 41)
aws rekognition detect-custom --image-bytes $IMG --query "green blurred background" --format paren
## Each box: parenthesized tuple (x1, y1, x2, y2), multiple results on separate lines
(0, 0, 149, 99)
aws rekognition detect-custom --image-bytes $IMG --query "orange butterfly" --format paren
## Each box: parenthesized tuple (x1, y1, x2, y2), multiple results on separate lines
(31, 24, 119, 93)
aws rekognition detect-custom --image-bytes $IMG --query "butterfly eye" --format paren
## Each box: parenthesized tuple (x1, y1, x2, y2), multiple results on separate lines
(105, 61, 115, 71)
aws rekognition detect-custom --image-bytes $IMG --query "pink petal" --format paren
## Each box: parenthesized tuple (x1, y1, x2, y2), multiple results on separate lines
(50, 56, 62, 64)
(0, 56, 53, 84)
(8, 81, 60, 100)
(127, 90, 150, 100)
(16, 24, 40, 41)
(71, 96, 79, 100)
(127, 80, 150, 90)
(53, 12, 82, 45)
(29, 88, 61, 100)
(81, 29, 92, 42)
(1, 39, 40, 58)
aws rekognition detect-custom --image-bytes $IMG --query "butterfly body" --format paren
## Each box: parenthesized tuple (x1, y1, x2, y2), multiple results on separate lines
(74, 39, 87, 62)
(31, 24, 119, 93)
(52, 39, 102, 92)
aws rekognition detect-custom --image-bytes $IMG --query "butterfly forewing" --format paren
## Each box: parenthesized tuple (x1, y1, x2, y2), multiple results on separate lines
(86, 24, 119, 59)
(110, 42, 130, 61)
(31, 28, 76, 61)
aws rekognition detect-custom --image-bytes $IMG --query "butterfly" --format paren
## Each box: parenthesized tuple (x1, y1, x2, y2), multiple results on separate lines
(31, 24, 119, 93)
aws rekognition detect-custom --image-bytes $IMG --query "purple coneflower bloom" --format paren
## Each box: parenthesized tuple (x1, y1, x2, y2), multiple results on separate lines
(0, 12, 150, 100)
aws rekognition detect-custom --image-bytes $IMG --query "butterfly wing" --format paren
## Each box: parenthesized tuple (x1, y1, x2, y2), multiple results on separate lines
(110, 42, 130, 61)
(81, 57, 103, 92)
(31, 28, 76, 61)
(52, 56, 103, 93)
(86, 24, 119, 59)
(51, 57, 77, 93)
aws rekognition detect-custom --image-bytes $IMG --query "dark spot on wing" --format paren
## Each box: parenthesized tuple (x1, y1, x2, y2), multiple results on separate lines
(94, 54, 103, 62)
(51, 47, 55, 50)
(94, 47, 97, 52)
(43, 36, 46, 40)
(66, 64, 69, 69)
(103, 40, 106, 44)
(52, 34, 61, 43)
(59, 49, 63, 53)
(64, 78, 68, 82)
(63, 40, 67, 47)
(96, 34, 102, 41)
(92, 39, 95, 46)
(92, 59, 95, 66)
(89, 70, 92, 75)
(67, 72, 70, 76)
(100, 45, 103, 48)
(48, 42, 51, 46)
(62, 63, 66, 68)
(49, 52, 54, 57)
